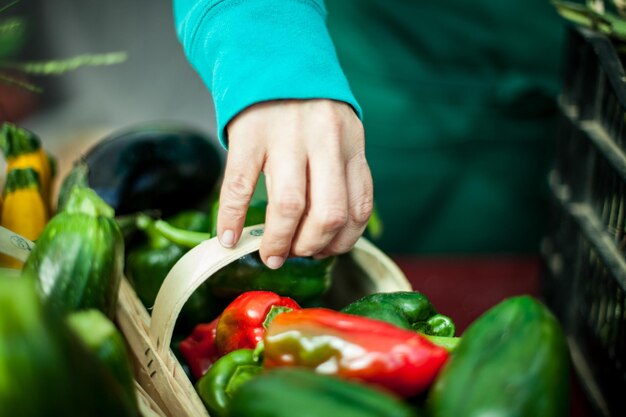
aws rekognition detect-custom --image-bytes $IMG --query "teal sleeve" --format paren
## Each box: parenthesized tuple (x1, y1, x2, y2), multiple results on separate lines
(173, 0, 362, 147)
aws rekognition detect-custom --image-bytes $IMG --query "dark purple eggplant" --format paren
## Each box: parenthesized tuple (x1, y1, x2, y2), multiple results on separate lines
(58, 123, 223, 216)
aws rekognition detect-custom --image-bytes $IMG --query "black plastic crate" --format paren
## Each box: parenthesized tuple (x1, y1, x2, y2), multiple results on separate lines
(544, 26, 626, 417)
(553, 115, 626, 245)
(555, 28, 626, 246)
(561, 29, 626, 240)
(544, 192, 626, 417)
(560, 27, 626, 139)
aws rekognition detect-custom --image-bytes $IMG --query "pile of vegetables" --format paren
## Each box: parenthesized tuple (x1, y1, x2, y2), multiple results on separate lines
(0, 121, 572, 417)
(0, 137, 139, 415)
(180, 290, 570, 417)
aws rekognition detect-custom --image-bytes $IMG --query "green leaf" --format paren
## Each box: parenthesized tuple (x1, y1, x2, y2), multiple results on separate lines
(0, 1, 20, 15)
(0, 72, 41, 92)
(4, 51, 127, 75)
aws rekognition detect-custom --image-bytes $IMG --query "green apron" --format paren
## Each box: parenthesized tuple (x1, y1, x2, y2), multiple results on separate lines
(326, 0, 565, 254)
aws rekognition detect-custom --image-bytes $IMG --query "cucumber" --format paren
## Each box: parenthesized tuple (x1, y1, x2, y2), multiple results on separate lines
(428, 296, 570, 417)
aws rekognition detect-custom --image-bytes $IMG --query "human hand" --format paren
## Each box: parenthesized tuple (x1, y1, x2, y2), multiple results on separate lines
(217, 99, 373, 269)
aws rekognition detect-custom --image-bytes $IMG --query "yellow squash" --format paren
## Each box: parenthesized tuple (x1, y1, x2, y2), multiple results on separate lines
(0, 123, 54, 210)
(0, 168, 48, 268)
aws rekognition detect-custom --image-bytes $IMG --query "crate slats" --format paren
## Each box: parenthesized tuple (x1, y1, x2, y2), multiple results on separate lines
(546, 26, 626, 417)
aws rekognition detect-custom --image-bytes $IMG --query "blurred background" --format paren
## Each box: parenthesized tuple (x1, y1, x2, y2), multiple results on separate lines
(1, 0, 220, 178)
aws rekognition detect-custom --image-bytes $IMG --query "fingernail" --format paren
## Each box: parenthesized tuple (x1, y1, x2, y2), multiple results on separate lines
(266, 256, 284, 269)
(313, 253, 328, 260)
(220, 230, 235, 248)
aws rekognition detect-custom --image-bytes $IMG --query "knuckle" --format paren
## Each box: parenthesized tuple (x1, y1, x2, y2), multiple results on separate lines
(291, 234, 323, 256)
(275, 193, 306, 218)
(350, 119, 365, 144)
(222, 174, 256, 203)
(348, 148, 368, 166)
(316, 208, 348, 233)
(316, 103, 344, 135)
(291, 242, 322, 258)
(324, 240, 354, 256)
(326, 117, 343, 139)
(351, 197, 373, 226)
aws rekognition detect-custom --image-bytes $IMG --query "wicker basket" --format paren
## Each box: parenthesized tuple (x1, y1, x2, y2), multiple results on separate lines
(116, 224, 411, 417)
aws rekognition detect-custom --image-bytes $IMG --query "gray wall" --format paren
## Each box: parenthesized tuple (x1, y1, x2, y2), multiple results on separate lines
(20, 0, 218, 152)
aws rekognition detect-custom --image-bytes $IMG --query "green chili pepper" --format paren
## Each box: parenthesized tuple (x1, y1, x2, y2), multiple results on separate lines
(196, 348, 263, 417)
(135, 213, 211, 248)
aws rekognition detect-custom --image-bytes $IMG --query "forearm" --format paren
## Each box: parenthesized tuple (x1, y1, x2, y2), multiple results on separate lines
(173, 0, 361, 146)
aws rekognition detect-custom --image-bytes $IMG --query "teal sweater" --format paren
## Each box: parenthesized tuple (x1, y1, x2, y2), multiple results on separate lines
(173, 0, 361, 146)
(174, 0, 565, 254)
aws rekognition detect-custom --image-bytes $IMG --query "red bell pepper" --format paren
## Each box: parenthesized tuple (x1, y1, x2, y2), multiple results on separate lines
(215, 291, 301, 356)
(179, 317, 219, 379)
(263, 308, 449, 398)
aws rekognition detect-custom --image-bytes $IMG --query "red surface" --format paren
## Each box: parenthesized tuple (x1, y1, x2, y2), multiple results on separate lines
(0, 75, 38, 122)
(394, 256, 542, 332)
(392, 255, 591, 417)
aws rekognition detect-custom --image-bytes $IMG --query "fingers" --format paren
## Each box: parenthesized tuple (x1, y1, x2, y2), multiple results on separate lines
(315, 149, 373, 258)
(290, 139, 348, 257)
(259, 146, 307, 268)
(217, 130, 265, 248)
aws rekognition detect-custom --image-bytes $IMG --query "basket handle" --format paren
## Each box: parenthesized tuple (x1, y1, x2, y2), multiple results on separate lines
(150, 224, 264, 356)
(149, 224, 410, 358)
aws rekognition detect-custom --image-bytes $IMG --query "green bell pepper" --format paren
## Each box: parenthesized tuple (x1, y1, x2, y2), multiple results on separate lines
(341, 291, 456, 337)
(196, 348, 263, 417)
(124, 210, 220, 333)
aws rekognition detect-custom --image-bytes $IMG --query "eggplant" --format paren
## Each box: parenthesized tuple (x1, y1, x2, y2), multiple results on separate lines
(59, 123, 223, 216)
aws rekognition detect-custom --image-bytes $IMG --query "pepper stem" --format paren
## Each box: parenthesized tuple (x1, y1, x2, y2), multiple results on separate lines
(135, 214, 210, 248)
(262, 305, 293, 329)
(423, 335, 461, 352)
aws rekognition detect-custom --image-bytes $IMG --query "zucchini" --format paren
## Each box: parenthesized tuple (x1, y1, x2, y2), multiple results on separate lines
(22, 186, 124, 318)
(0, 274, 138, 417)
(67, 309, 138, 412)
(229, 368, 420, 417)
(428, 295, 570, 417)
